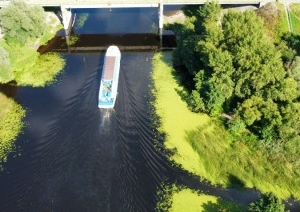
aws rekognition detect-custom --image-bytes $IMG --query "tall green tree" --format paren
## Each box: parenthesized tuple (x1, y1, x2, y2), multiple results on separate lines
(0, 0, 46, 45)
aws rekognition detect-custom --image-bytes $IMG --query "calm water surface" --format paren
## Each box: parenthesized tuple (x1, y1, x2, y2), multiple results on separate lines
(0, 52, 172, 211)
(0, 7, 299, 212)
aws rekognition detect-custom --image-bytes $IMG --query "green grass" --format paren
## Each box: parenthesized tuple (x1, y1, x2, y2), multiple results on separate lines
(0, 41, 65, 87)
(152, 52, 300, 200)
(0, 93, 25, 169)
(290, 4, 300, 35)
(1, 41, 39, 73)
(156, 184, 247, 212)
(276, 3, 290, 36)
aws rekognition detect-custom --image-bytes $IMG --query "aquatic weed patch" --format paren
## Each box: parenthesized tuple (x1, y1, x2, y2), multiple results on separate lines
(0, 93, 25, 169)
(156, 183, 246, 212)
(152, 52, 210, 176)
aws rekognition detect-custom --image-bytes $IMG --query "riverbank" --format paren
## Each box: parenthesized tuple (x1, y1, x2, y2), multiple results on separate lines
(0, 10, 64, 169)
(151, 51, 300, 211)
(0, 11, 65, 87)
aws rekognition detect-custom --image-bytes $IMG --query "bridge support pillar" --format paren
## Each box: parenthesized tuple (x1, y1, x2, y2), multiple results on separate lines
(61, 6, 72, 36)
(158, 3, 164, 48)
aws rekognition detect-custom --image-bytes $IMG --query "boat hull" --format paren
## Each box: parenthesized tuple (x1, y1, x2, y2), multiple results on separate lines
(98, 46, 121, 108)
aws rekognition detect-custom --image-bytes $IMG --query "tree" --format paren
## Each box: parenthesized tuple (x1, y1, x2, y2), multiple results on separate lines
(0, 0, 46, 45)
(289, 56, 300, 90)
(249, 193, 286, 212)
(171, 2, 300, 142)
(0, 47, 13, 83)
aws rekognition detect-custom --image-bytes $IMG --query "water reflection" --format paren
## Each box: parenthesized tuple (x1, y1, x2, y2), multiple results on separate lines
(72, 8, 159, 34)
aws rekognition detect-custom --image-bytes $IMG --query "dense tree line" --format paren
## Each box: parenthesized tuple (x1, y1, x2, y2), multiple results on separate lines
(169, 2, 300, 144)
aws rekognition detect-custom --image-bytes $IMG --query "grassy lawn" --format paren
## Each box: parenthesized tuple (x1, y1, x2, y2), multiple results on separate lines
(152, 52, 300, 200)
(0, 93, 25, 169)
(290, 4, 300, 35)
(276, 3, 290, 35)
(0, 40, 65, 87)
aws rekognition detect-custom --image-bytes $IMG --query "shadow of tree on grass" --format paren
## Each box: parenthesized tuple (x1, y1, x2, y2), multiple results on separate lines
(227, 174, 246, 190)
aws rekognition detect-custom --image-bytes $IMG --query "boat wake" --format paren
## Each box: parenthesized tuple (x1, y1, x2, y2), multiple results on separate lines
(99, 109, 114, 133)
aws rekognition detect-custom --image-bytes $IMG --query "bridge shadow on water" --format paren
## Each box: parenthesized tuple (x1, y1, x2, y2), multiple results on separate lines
(38, 32, 176, 53)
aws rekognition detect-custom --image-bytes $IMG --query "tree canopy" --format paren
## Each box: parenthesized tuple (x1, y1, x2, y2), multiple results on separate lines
(0, 0, 46, 45)
(248, 193, 286, 212)
(170, 2, 300, 143)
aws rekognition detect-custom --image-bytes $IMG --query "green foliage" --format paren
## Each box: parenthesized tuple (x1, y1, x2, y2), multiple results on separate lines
(66, 35, 79, 46)
(194, 2, 222, 34)
(0, 92, 25, 167)
(171, 2, 300, 142)
(249, 193, 286, 212)
(289, 56, 300, 89)
(0, 46, 13, 83)
(0, 0, 46, 45)
(276, 40, 296, 64)
(156, 183, 246, 212)
(186, 120, 300, 199)
(281, 33, 300, 55)
(15, 53, 65, 87)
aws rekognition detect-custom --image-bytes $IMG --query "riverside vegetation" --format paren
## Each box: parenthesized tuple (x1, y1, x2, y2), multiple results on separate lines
(153, 2, 300, 211)
(0, 1, 65, 168)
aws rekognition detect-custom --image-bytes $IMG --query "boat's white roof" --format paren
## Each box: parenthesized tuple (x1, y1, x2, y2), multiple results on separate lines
(106, 45, 121, 57)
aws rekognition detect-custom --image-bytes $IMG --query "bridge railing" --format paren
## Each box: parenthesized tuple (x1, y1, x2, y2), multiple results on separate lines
(0, 0, 270, 6)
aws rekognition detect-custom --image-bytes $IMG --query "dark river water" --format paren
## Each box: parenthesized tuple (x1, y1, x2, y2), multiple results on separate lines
(0, 7, 300, 212)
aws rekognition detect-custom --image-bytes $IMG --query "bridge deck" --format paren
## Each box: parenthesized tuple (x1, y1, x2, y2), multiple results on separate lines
(0, 0, 278, 7)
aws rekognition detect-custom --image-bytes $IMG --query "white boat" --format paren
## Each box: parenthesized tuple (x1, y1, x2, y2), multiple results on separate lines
(98, 46, 121, 108)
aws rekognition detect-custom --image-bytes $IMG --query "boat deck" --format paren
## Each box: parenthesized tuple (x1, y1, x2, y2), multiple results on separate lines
(98, 45, 121, 109)
(103, 56, 116, 80)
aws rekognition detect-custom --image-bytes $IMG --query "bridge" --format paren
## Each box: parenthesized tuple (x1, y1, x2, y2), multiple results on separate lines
(0, 0, 276, 7)
(0, 0, 285, 36)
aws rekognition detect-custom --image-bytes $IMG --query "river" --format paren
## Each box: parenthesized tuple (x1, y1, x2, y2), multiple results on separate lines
(0, 7, 299, 212)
